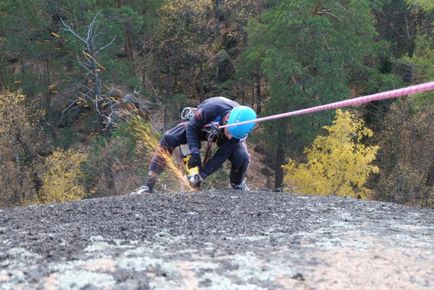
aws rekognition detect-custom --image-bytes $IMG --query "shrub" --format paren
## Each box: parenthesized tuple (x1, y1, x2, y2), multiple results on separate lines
(283, 110, 379, 198)
(38, 149, 87, 204)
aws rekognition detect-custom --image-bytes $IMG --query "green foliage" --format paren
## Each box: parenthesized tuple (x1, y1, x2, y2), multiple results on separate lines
(0, 0, 56, 96)
(167, 93, 189, 124)
(405, 0, 434, 11)
(0, 0, 161, 97)
(372, 0, 425, 58)
(149, 0, 217, 124)
(59, 12, 138, 89)
(401, 35, 434, 108)
(284, 110, 379, 198)
(82, 119, 149, 197)
(241, 0, 378, 187)
(54, 127, 86, 149)
(375, 100, 434, 207)
(152, 0, 214, 94)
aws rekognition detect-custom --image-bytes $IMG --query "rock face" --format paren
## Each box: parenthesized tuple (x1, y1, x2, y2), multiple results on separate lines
(0, 190, 433, 289)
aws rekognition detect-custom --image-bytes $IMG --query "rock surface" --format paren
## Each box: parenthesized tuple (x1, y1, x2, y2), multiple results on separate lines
(0, 190, 433, 290)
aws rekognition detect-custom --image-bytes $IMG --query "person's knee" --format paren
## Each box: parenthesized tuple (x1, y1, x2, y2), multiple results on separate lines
(160, 133, 177, 149)
(233, 151, 250, 169)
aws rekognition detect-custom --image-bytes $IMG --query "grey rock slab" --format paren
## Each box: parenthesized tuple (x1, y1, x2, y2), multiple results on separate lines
(0, 190, 433, 289)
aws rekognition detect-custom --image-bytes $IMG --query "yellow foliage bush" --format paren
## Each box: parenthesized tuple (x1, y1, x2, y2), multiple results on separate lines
(283, 110, 379, 199)
(39, 149, 87, 204)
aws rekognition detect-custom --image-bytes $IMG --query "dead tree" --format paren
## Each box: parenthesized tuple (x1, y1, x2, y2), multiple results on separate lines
(58, 12, 115, 133)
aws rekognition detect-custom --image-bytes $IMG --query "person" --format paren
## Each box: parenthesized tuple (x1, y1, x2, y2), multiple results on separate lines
(132, 96, 257, 194)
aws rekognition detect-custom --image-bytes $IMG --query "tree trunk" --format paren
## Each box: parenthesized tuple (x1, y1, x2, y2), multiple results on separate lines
(164, 102, 168, 131)
(274, 144, 285, 189)
(255, 76, 262, 114)
(117, 0, 134, 60)
(214, 0, 222, 38)
(0, 75, 4, 90)
(426, 164, 434, 187)
(105, 163, 115, 190)
(45, 59, 51, 111)
(124, 24, 134, 60)
(198, 64, 205, 102)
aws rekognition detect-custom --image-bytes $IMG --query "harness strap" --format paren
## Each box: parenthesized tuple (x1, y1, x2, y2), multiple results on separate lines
(203, 134, 214, 166)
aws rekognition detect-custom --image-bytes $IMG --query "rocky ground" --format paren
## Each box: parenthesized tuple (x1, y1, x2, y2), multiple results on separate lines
(0, 190, 433, 290)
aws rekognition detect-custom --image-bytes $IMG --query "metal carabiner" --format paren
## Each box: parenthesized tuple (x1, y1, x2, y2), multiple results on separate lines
(180, 107, 197, 121)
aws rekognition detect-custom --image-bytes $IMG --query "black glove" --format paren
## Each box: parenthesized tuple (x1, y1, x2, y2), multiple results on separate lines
(187, 153, 201, 169)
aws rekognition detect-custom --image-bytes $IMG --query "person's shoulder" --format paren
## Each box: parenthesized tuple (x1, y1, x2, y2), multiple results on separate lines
(201, 96, 239, 107)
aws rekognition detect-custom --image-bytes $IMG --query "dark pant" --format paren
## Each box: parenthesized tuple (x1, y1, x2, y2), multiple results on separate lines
(148, 122, 249, 185)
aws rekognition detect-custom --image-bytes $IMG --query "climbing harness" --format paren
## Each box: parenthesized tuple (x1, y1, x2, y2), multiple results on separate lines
(177, 108, 223, 187)
(202, 122, 222, 166)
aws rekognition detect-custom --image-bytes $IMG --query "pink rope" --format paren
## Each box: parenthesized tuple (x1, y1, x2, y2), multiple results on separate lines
(219, 81, 434, 129)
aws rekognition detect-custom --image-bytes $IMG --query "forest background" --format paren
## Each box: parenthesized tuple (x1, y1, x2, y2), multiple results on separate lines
(0, 0, 432, 207)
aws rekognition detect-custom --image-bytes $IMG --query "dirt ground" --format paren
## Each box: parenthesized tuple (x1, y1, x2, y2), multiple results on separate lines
(0, 190, 433, 290)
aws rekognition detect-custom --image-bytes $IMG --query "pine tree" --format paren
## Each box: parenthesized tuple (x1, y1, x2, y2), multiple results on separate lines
(241, 0, 378, 188)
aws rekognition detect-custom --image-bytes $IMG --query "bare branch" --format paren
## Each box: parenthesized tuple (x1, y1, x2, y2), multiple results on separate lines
(60, 18, 86, 43)
(83, 51, 106, 71)
(78, 59, 97, 76)
(80, 87, 96, 98)
(333, 1, 350, 14)
(318, 9, 342, 20)
(94, 31, 103, 40)
(59, 11, 116, 133)
(86, 12, 101, 47)
(56, 99, 79, 126)
(96, 38, 116, 54)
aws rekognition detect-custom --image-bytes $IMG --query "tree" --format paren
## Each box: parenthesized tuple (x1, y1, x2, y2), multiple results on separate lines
(38, 149, 87, 204)
(400, 0, 434, 107)
(406, 0, 434, 11)
(0, 0, 58, 102)
(373, 0, 425, 57)
(0, 90, 45, 206)
(0, 0, 159, 123)
(284, 110, 379, 198)
(375, 100, 434, 207)
(242, 0, 378, 188)
(82, 118, 150, 197)
(402, 35, 434, 108)
(59, 13, 116, 133)
(150, 0, 214, 129)
(372, 0, 434, 207)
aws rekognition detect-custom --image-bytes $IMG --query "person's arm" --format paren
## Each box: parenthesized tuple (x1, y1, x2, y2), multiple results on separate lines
(199, 139, 238, 178)
(186, 106, 217, 154)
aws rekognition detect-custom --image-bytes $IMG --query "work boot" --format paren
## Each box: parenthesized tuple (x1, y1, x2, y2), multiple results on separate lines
(130, 171, 158, 195)
(231, 179, 250, 191)
(130, 185, 153, 195)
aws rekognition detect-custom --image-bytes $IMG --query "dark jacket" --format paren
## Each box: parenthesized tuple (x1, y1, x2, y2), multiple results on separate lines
(186, 97, 246, 178)
(186, 96, 239, 154)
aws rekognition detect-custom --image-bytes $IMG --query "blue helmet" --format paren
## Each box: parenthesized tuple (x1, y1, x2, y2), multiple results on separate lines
(227, 106, 257, 139)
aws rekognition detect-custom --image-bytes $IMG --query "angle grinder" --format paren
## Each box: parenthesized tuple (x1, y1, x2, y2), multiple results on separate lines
(183, 155, 202, 188)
